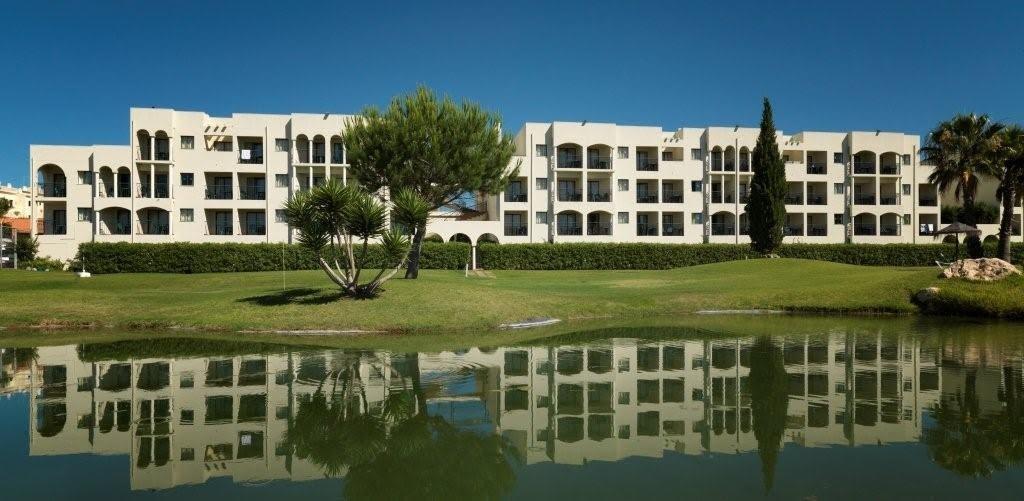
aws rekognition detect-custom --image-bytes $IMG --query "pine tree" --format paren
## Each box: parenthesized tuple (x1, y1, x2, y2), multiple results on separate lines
(746, 98, 787, 254)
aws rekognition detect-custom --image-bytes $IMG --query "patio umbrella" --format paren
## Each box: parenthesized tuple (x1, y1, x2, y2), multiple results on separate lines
(932, 222, 982, 260)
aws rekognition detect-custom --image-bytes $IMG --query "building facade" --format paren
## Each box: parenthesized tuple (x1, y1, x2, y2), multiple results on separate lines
(29, 108, 1023, 261)
(1, 183, 33, 218)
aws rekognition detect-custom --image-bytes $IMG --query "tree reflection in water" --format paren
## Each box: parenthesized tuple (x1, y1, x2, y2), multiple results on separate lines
(748, 336, 788, 492)
(285, 352, 518, 500)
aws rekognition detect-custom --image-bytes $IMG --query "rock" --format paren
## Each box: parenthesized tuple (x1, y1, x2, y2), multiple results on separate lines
(913, 287, 941, 312)
(940, 258, 1022, 281)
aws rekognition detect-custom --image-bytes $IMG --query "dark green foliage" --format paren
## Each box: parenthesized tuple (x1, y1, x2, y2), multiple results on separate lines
(76, 242, 471, 274)
(746, 98, 788, 254)
(941, 202, 1000, 225)
(76, 338, 295, 362)
(16, 235, 38, 261)
(748, 336, 789, 492)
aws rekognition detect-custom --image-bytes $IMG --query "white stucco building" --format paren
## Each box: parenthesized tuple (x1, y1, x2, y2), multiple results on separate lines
(28, 107, 1022, 261)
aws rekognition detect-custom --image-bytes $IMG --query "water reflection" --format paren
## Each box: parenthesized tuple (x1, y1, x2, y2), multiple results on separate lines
(1, 324, 1023, 497)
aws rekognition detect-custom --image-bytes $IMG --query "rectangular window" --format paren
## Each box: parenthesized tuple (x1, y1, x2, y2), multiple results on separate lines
(617, 146, 629, 159)
(833, 152, 844, 163)
(77, 207, 92, 222)
(535, 144, 549, 157)
(535, 211, 548, 224)
(834, 183, 845, 195)
(691, 180, 702, 192)
(535, 177, 548, 190)
(691, 148, 702, 160)
(902, 154, 912, 164)
(275, 174, 289, 188)
(902, 184, 912, 196)
(77, 170, 93, 185)
(180, 372, 194, 388)
(903, 214, 911, 225)
(275, 209, 286, 223)
(213, 140, 233, 152)
(691, 213, 704, 224)
(180, 136, 194, 150)
(180, 208, 194, 222)
(834, 214, 844, 225)
(617, 179, 629, 191)
(180, 448, 195, 461)
(275, 138, 289, 152)
(180, 173, 194, 186)
(618, 212, 629, 224)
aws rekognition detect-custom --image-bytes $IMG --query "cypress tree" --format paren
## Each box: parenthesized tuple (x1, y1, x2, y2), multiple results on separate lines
(746, 98, 787, 254)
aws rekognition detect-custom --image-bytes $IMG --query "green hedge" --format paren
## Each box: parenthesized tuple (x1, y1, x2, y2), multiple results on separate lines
(77, 241, 1023, 273)
(77, 242, 472, 274)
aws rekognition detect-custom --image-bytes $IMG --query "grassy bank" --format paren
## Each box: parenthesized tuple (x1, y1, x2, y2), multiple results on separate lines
(3, 258, 983, 333)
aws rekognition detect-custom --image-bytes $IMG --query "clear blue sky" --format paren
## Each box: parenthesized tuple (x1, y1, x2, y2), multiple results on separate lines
(3, 0, 1022, 185)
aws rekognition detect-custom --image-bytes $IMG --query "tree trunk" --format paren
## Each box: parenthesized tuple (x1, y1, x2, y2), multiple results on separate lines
(404, 220, 427, 279)
(962, 193, 984, 258)
(998, 185, 1016, 261)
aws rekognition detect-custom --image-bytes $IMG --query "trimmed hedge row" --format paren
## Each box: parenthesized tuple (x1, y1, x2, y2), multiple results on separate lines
(77, 242, 472, 274)
(77, 241, 1023, 273)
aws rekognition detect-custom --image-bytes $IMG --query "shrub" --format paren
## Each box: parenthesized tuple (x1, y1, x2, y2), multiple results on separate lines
(16, 235, 38, 262)
(941, 202, 1000, 225)
(19, 256, 67, 271)
(77, 242, 471, 274)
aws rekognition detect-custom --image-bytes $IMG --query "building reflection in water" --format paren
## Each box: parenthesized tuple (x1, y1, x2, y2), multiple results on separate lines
(2, 330, 1022, 492)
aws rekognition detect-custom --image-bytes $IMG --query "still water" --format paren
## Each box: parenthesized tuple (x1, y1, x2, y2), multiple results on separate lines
(2, 316, 1024, 500)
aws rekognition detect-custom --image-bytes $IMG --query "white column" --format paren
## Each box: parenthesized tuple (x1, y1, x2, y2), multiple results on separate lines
(149, 136, 155, 161)
(149, 164, 155, 198)
(471, 244, 477, 270)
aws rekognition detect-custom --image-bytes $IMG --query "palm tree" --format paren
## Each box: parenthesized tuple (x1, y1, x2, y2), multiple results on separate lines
(993, 125, 1024, 261)
(922, 114, 1004, 258)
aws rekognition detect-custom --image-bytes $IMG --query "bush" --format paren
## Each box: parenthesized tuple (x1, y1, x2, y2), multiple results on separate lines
(16, 235, 38, 262)
(941, 202, 1000, 225)
(77, 242, 471, 274)
(19, 256, 67, 271)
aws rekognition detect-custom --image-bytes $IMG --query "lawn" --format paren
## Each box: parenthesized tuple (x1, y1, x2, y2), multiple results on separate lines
(1, 258, 972, 333)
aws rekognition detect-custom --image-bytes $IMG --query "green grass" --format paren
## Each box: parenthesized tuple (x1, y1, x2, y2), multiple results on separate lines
(923, 274, 1024, 319)
(2, 258, 970, 334)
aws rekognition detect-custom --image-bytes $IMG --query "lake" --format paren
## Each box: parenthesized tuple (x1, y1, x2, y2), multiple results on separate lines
(2, 315, 1023, 499)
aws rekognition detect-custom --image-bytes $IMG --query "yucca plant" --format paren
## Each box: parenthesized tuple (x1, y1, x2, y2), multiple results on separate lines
(283, 180, 429, 298)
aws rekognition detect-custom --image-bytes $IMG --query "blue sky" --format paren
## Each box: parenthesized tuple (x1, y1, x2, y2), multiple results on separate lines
(2, 0, 1022, 184)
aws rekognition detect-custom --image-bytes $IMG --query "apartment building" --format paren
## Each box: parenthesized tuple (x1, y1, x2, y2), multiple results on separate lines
(29, 108, 1023, 261)
(0, 183, 33, 218)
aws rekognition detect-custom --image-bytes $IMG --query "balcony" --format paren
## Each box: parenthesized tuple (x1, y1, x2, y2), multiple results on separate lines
(240, 187, 266, 200)
(784, 194, 803, 205)
(38, 182, 67, 197)
(636, 224, 658, 236)
(587, 223, 611, 235)
(239, 152, 263, 164)
(137, 183, 170, 199)
(206, 187, 233, 200)
(723, 163, 735, 172)
(784, 226, 804, 236)
(504, 192, 527, 202)
(212, 225, 233, 236)
(558, 157, 582, 169)
(244, 223, 266, 236)
(587, 192, 610, 202)
(557, 225, 582, 235)
(854, 194, 876, 205)
(806, 194, 826, 205)
(636, 159, 658, 172)
(662, 190, 683, 203)
(740, 162, 751, 172)
(588, 156, 612, 170)
(854, 163, 876, 175)
(37, 220, 67, 235)
(919, 198, 937, 207)
(807, 163, 826, 175)
(879, 195, 898, 205)
(139, 222, 169, 235)
(711, 224, 734, 236)
(879, 165, 900, 175)
(880, 224, 900, 236)
(636, 193, 658, 204)
(504, 225, 527, 236)
(662, 224, 683, 236)
(808, 225, 827, 236)
(557, 191, 582, 202)
(854, 224, 876, 235)
(739, 194, 750, 204)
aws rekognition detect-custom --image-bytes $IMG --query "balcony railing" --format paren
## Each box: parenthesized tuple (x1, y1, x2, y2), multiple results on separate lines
(154, 151, 170, 161)
(37, 220, 67, 235)
(740, 225, 750, 235)
(711, 224, 734, 236)
(784, 226, 804, 236)
(588, 156, 612, 169)
(312, 153, 326, 163)
(854, 163, 876, 174)
(587, 192, 610, 202)
(331, 153, 344, 164)
(879, 195, 899, 205)
(739, 194, 750, 204)
(504, 192, 527, 202)
(854, 224, 876, 235)
(240, 187, 266, 200)
(239, 151, 264, 164)
(807, 163, 826, 175)
(38, 182, 67, 197)
(558, 157, 582, 169)
(740, 162, 750, 172)
(557, 225, 582, 235)
(139, 223, 169, 235)
(879, 165, 900, 175)
(880, 224, 901, 236)
(636, 193, 658, 203)
(662, 224, 683, 236)
(807, 194, 826, 205)
(808, 225, 827, 236)
(206, 187, 233, 200)
(711, 193, 735, 204)
(504, 225, 527, 236)
(636, 160, 659, 171)
(854, 194, 876, 205)
(103, 223, 131, 235)
(137, 183, 170, 198)
(919, 198, 937, 207)
(636, 224, 658, 236)
(212, 225, 233, 236)
(723, 163, 735, 172)
(244, 224, 266, 236)
(662, 190, 683, 203)
(785, 194, 803, 205)
(557, 191, 582, 202)
(587, 224, 611, 235)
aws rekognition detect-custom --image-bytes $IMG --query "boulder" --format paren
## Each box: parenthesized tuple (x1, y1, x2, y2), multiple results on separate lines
(940, 258, 1022, 281)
